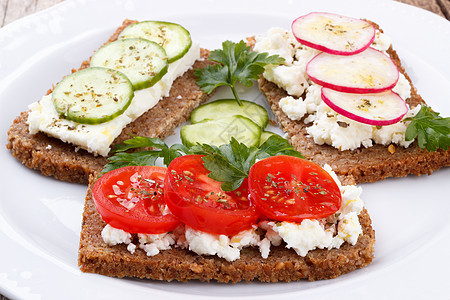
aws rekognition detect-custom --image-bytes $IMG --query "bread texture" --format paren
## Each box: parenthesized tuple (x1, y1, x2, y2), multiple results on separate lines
(255, 23, 450, 184)
(6, 20, 214, 184)
(78, 175, 375, 283)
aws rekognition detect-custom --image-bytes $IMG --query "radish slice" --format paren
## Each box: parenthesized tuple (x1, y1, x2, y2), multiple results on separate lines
(321, 87, 408, 126)
(307, 48, 399, 94)
(291, 12, 375, 56)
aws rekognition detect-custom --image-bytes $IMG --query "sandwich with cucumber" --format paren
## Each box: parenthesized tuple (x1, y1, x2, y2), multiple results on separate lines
(7, 19, 214, 184)
(251, 12, 450, 183)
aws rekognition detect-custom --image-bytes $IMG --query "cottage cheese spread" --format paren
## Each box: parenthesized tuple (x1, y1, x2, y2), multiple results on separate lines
(306, 98, 421, 151)
(254, 28, 419, 151)
(28, 43, 200, 156)
(138, 232, 176, 256)
(182, 226, 261, 262)
(102, 224, 132, 246)
(101, 165, 365, 262)
(101, 224, 177, 256)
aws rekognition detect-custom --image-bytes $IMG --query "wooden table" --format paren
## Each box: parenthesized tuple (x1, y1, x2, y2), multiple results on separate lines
(0, 0, 449, 299)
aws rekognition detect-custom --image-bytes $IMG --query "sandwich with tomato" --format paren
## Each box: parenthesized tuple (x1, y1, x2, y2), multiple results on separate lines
(78, 137, 375, 282)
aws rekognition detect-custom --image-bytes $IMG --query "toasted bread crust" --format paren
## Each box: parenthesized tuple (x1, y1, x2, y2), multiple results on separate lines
(6, 20, 214, 184)
(256, 24, 450, 184)
(78, 176, 375, 282)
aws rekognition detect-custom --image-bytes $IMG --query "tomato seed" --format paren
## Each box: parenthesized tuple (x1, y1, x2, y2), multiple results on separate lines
(143, 178, 156, 184)
(285, 199, 296, 205)
(183, 170, 193, 176)
(112, 185, 123, 195)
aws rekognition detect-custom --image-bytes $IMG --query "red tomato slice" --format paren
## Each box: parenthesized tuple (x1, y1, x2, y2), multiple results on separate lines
(248, 156, 341, 222)
(164, 155, 259, 236)
(92, 166, 180, 234)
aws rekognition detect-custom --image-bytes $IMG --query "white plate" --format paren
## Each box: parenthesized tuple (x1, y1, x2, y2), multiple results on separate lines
(1, 0, 449, 299)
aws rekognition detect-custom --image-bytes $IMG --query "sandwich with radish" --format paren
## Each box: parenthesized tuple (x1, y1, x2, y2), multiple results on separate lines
(252, 12, 449, 183)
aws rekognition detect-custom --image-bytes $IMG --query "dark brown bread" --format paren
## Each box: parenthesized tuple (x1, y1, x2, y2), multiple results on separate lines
(255, 24, 450, 184)
(6, 20, 214, 184)
(78, 175, 375, 282)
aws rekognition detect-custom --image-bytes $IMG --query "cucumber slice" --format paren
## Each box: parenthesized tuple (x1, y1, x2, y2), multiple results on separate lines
(90, 38, 168, 90)
(119, 21, 192, 63)
(181, 115, 261, 147)
(190, 99, 269, 128)
(52, 67, 134, 125)
(259, 131, 277, 146)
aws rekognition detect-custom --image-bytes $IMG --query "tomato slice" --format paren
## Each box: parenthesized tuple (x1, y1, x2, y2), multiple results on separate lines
(164, 155, 259, 236)
(92, 166, 180, 234)
(248, 156, 341, 222)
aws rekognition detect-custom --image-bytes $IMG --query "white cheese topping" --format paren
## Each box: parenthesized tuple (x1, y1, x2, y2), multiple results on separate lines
(101, 224, 132, 246)
(278, 84, 322, 121)
(101, 224, 177, 257)
(371, 30, 392, 52)
(263, 65, 309, 97)
(254, 27, 319, 97)
(183, 226, 261, 262)
(306, 100, 421, 151)
(254, 28, 419, 151)
(261, 219, 337, 257)
(392, 72, 412, 101)
(253, 27, 297, 65)
(138, 232, 176, 256)
(28, 42, 200, 156)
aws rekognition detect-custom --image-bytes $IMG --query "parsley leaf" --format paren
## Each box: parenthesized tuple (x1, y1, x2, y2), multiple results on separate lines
(102, 137, 187, 174)
(189, 138, 258, 191)
(194, 40, 284, 106)
(102, 150, 161, 174)
(103, 135, 303, 191)
(187, 135, 303, 191)
(258, 134, 305, 159)
(405, 105, 450, 151)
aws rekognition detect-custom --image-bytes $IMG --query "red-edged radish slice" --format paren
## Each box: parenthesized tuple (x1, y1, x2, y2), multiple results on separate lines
(321, 87, 408, 126)
(291, 12, 375, 56)
(307, 48, 399, 94)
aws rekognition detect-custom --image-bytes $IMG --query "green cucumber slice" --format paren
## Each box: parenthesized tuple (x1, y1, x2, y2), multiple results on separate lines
(190, 99, 269, 128)
(118, 21, 192, 63)
(181, 115, 261, 147)
(90, 38, 168, 90)
(52, 67, 134, 125)
(259, 131, 277, 146)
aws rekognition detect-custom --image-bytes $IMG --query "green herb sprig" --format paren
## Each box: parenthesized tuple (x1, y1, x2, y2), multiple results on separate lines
(194, 40, 284, 106)
(102, 136, 188, 174)
(405, 105, 450, 151)
(102, 135, 303, 191)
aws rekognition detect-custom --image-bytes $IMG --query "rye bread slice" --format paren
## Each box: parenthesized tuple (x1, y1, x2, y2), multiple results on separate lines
(6, 20, 214, 184)
(78, 175, 375, 282)
(255, 23, 450, 184)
